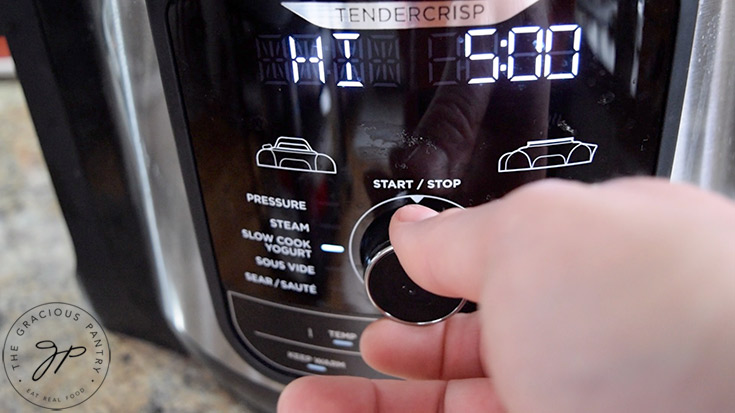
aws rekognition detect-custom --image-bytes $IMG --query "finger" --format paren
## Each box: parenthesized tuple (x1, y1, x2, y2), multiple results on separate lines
(389, 179, 590, 301)
(277, 376, 504, 413)
(602, 177, 735, 216)
(389, 202, 498, 302)
(360, 313, 485, 380)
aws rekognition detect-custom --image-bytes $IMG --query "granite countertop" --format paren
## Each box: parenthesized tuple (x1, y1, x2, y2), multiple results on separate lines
(0, 80, 253, 412)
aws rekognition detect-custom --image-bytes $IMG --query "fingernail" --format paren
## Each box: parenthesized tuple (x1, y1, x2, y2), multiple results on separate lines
(392, 204, 439, 223)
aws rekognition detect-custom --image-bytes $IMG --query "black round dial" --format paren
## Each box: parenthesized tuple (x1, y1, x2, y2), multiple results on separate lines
(364, 245, 465, 325)
(350, 195, 466, 325)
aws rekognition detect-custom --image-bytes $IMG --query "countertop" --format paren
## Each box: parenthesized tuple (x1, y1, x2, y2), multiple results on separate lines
(0, 80, 252, 412)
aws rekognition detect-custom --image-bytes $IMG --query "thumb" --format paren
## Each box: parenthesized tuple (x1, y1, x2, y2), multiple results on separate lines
(389, 203, 498, 302)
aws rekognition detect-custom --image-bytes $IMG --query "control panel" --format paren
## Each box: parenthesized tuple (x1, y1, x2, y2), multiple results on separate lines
(163, 0, 683, 380)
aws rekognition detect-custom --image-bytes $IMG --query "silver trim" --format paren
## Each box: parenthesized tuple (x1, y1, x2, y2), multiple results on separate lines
(227, 293, 366, 377)
(230, 290, 378, 322)
(672, 0, 735, 198)
(100, 0, 283, 394)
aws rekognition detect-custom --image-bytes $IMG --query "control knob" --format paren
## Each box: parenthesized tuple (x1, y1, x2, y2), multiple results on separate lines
(350, 195, 466, 325)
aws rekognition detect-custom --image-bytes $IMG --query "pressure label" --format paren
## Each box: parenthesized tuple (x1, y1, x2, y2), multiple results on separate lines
(246, 192, 308, 211)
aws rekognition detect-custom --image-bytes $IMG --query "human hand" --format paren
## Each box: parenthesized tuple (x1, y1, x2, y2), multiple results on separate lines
(278, 178, 735, 413)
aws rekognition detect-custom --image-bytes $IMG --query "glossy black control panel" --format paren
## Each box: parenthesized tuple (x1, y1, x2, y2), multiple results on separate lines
(164, 0, 682, 379)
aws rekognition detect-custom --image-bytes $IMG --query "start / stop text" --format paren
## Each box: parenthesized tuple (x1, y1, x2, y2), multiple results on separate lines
(372, 179, 462, 190)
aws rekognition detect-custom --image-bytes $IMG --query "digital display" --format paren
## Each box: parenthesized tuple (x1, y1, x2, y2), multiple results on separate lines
(256, 24, 581, 87)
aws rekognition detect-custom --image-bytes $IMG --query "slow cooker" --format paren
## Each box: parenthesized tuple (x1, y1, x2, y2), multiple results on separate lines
(2, 0, 734, 411)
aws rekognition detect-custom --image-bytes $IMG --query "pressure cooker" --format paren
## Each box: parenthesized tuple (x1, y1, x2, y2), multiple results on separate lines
(2, 0, 733, 411)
